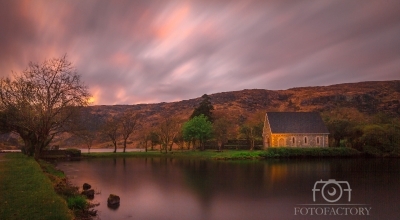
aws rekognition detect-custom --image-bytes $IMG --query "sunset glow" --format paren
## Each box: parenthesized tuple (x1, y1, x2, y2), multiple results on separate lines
(1, 0, 399, 105)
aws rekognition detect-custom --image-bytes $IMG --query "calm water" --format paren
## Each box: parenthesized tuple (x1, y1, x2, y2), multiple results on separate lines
(57, 158, 400, 220)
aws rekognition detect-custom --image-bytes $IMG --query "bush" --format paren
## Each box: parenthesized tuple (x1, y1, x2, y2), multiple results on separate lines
(362, 145, 383, 157)
(65, 148, 81, 157)
(261, 147, 361, 158)
(67, 195, 87, 210)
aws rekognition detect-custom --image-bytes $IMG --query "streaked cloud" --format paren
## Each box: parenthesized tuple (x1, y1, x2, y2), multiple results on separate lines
(1, 0, 399, 104)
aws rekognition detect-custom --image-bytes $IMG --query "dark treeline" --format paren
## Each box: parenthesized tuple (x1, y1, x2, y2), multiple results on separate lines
(322, 107, 400, 156)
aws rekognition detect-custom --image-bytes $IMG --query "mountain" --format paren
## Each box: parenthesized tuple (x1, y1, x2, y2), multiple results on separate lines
(1, 80, 399, 149)
(81, 80, 400, 123)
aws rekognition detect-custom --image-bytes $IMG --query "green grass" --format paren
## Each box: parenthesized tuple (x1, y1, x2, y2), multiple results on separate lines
(38, 160, 66, 178)
(0, 153, 73, 220)
(82, 150, 265, 160)
(261, 147, 362, 158)
(67, 195, 87, 210)
(82, 148, 362, 160)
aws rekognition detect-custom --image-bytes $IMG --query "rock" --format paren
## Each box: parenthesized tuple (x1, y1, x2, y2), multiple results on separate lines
(88, 209, 97, 216)
(107, 194, 120, 207)
(83, 183, 91, 190)
(81, 189, 95, 199)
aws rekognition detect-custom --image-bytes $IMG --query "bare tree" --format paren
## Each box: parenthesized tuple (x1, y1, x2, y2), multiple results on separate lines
(173, 129, 186, 151)
(138, 129, 150, 152)
(157, 117, 182, 153)
(102, 116, 120, 153)
(121, 111, 140, 153)
(77, 131, 96, 153)
(240, 110, 265, 150)
(70, 113, 101, 153)
(213, 116, 230, 151)
(0, 55, 90, 159)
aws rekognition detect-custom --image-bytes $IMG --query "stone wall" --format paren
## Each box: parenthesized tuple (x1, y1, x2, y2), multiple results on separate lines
(262, 113, 329, 149)
(262, 114, 272, 148)
(269, 133, 328, 148)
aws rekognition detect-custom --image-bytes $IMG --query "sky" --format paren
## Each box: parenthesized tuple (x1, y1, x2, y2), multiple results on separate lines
(1, 0, 399, 105)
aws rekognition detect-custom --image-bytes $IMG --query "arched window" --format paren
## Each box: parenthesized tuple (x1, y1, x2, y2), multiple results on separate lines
(317, 137, 320, 145)
(292, 137, 295, 144)
(278, 138, 285, 147)
(304, 136, 308, 144)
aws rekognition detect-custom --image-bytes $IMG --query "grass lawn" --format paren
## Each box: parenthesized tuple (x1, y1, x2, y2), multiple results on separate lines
(0, 153, 73, 220)
(81, 147, 362, 159)
(81, 149, 267, 160)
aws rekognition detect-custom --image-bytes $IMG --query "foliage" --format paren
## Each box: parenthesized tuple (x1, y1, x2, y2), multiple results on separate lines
(67, 195, 87, 210)
(359, 123, 400, 156)
(322, 108, 400, 156)
(149, 131, 160, 150)
(65, 148, 81, 157)
(326, 119, 353, 147)
(322, 108, 366, 147)
(0, 55, 90, 159)
(182, 114, 213, 150)
(190, 94, 214, 122)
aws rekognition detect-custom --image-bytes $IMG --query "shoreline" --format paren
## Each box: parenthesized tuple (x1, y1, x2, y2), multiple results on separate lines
(78, 147, 399, 160)
(0, 153, 96, 220)
(0, 153, 73, 220)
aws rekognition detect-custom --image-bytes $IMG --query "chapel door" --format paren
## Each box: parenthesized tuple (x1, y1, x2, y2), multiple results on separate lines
(278, 138, 285, 147)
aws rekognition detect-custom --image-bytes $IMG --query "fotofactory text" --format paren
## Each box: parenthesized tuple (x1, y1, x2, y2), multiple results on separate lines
(294, 179, 372, 216)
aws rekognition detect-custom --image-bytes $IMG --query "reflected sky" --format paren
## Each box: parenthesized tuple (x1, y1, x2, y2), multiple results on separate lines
(58, 158, 400, 219)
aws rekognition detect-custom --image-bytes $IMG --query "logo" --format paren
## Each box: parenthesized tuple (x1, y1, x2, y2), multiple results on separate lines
(294, 179, 372, 216)
(312, 179, 351, 203)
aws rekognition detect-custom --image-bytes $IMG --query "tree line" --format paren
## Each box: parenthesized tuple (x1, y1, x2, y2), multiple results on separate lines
(322, 107, 400, 156)
(3, 56, 396, 158)
(0, 56, 265, 158)
(94, 94, 265, 154)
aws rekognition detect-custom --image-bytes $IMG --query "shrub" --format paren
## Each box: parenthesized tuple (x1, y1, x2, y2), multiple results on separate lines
(65, 148, 81, 157)
(261, 147, 361, 158)
(362, 145, 383, 157)
(67, 195, 87, 210)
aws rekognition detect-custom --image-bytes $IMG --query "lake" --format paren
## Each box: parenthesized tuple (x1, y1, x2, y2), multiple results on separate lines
(57, 157, 400, 220)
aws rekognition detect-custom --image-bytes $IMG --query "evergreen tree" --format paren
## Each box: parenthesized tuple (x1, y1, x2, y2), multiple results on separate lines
(190, 94, 214, 122)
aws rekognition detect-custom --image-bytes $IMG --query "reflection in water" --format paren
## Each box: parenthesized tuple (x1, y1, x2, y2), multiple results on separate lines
(58, 158, 400, 220)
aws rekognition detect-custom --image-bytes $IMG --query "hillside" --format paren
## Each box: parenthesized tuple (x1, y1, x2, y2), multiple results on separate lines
(1, 80, 399, 149)
(80, 80, 400, 124)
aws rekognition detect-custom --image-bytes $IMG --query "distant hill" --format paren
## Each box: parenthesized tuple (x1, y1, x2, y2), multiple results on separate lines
(79, 80, 400, 126)
(1, 80, 399, 149)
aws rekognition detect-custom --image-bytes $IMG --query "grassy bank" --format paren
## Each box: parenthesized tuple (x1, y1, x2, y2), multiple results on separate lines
(0, 153, 73, 220)
(261, 147, 362, 158)
(81, 150, 266, 160)
(81, 147, 363, 160)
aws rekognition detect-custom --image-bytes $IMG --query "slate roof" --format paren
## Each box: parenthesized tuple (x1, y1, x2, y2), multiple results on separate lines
(266, 112, 329, 134)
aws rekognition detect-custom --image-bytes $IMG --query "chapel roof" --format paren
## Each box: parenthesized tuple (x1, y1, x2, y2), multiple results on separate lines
(266, 112, 329, 134)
